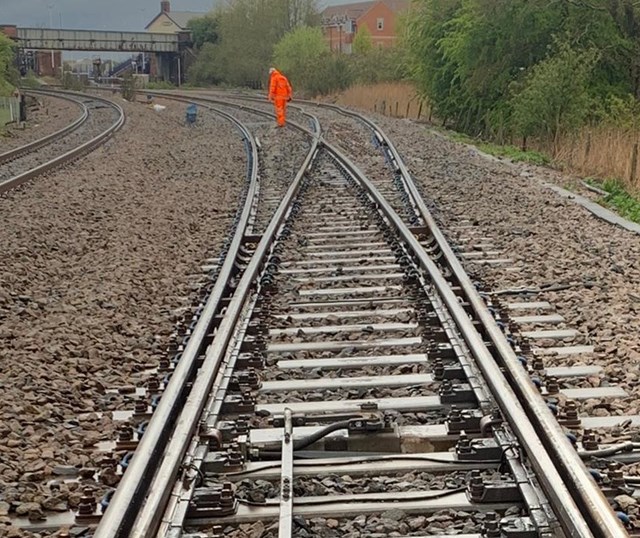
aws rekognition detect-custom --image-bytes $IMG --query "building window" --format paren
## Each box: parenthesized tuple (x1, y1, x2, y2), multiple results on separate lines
(377, 18, 384, 30)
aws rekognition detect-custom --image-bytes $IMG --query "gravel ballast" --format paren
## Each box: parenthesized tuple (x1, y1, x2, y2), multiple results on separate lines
(0, 98, 248, 534)
(4, 93, 639, 534)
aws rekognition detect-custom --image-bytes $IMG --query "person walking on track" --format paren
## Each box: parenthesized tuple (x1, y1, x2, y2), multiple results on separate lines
(268, 67, 292, 128)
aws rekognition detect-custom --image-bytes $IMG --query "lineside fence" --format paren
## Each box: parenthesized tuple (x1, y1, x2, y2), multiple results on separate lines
(0, 97, 20, 126)
(333, 82, 430, 121)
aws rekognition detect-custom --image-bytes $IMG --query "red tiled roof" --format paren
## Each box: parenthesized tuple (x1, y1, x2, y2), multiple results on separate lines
(321, 0, 409, 21)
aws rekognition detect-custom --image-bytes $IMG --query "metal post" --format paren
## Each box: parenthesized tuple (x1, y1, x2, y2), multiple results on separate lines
(48, 4, 55, 71)
(630, 142, 638, 184)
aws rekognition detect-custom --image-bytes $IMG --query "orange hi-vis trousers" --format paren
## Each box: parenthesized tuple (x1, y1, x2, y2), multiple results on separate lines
(274, 98, 287, 127)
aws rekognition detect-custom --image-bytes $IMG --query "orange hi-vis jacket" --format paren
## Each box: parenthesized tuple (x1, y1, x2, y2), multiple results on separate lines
(269, 70, 292, 102)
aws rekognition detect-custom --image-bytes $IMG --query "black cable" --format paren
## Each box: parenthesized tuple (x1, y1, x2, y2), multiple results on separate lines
(236, 487, 467, 507)
(224, 453, 502, 477)
(257, 420, 352, 460)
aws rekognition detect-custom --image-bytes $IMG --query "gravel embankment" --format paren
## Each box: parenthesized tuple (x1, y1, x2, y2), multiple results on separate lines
(0, 98, 247, 534)
(1, 96, 83, 153)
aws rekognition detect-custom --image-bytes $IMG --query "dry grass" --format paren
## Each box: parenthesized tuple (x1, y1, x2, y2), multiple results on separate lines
(331, 82, 430, 121)
(551, 127, 640, 192)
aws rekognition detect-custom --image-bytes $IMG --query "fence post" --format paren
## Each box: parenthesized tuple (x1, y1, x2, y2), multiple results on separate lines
(630, 142, 639, 184)
(417, 101, 423, 120)
(395, 101, 399, 117)
(406, 102, 410, 118)
(382, 100, 386, 116)
(584, 132, 591, 164)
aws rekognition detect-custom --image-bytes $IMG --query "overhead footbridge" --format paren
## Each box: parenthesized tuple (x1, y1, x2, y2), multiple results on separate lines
(15, 28, 183, 53)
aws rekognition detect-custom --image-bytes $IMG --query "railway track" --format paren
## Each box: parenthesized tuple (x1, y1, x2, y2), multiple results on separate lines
(66, 94, 627, 538)
(0, 89, 124, 194)
(6, 91, 636, 537)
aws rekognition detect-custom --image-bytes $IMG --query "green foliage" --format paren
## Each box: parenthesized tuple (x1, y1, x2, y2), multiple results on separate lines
(271, 23, 407, 95)
(596, 94, 640, 128)
(61, 71, 88, 91)
(188, 14, 219, 49)
(511, 41, 599, 148)
(353, 26, 373, 55)
(20, 71, 41, 89)
(406, 0, 640, 141)
(446, 129, 551, 165)
(273, 26, 339, 95)
(187, 0, 318, 88)
(589, 177, 640, 223)
(147, 80, 175, 89)
(0, 33, 17, 96)
(188, 43, 222, 86)
(350, 46, 407, 85)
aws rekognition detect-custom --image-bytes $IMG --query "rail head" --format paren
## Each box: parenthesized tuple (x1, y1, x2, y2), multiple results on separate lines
(342, 108, 625, 538)
(321, 139, 597, 538)
(84, 90, 621, 537)
(0, 90, 89, 165)
(92, 100, 287, 538)
(0, 90, 125, 195)
(305, 102, 624, 537)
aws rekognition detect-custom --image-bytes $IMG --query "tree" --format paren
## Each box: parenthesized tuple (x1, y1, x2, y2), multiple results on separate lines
(405, 0, 639, 139)
(187, 0, 318, 88)
(273, 26, 350, 94)
(511, 41, 599, 152)
(188, 43, 222, 85)
(353, 26, 374, 55)
(0, 33, 17, 96)
(188, 14, 219, 49)
(273, 27, 327, 89)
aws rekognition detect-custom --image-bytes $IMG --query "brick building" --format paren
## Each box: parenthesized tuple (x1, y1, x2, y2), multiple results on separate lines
(321, 0, 409, 53)
(145, 0, 205, 34)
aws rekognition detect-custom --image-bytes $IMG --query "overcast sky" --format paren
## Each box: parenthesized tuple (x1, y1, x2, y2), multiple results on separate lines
(0, 0, 353, 31)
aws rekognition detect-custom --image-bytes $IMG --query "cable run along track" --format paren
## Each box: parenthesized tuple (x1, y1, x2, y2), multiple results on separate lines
(80, 93, 628, 538)
(0, 89, 125, 194)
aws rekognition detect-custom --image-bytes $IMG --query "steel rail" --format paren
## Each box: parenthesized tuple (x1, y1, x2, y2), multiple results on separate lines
(0, 89, 125, 195)
(93, 103, 259, 538)
(320, 104, 626, 538)
(323, 141, 594, 538)
(93, 102, 319, 538)
(125, 114, 320, 538)
(0, 91, 88, 165)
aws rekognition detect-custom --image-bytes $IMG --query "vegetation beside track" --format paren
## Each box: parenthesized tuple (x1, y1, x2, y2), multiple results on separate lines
(585, 178, 640, 223)
(0, 33, 17, 97)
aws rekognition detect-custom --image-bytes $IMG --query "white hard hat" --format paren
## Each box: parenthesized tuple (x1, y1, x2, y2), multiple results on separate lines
(269, 67, 276, 74)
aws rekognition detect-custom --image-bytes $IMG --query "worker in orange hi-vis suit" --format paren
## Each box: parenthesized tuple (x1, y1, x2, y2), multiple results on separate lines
(268, 67, 292, 128)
